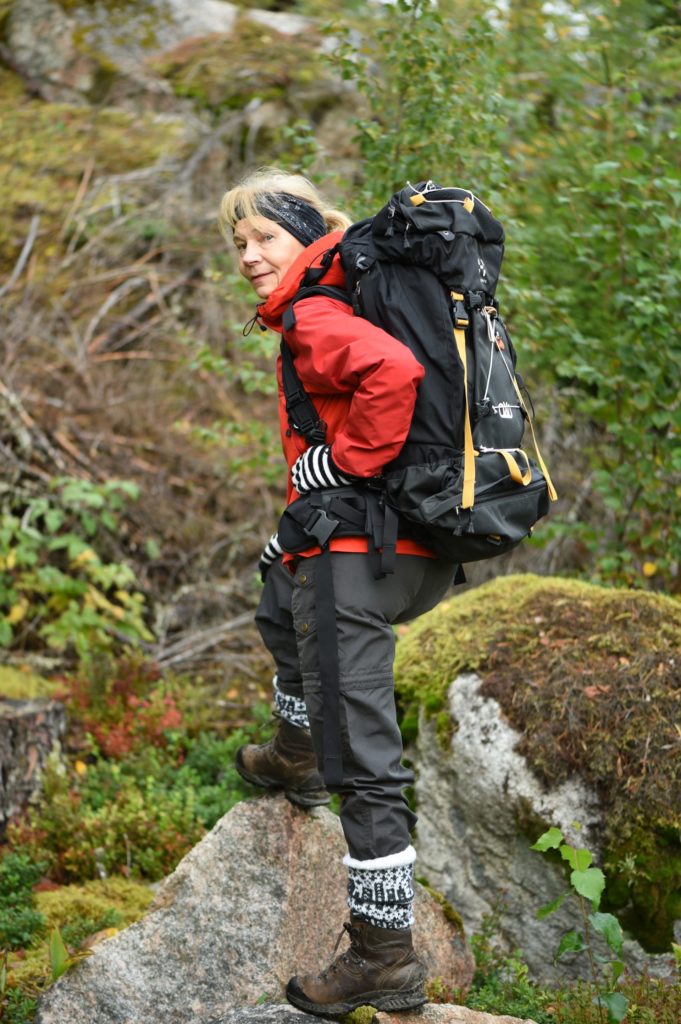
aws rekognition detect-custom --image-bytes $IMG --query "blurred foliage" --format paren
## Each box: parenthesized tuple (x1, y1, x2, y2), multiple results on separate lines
(0, 478, 152, 660)
(323, 0, 681, 591)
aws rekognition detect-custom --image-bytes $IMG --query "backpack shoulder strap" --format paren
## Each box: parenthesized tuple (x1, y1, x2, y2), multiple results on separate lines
(282, 283, 352, 334)
(280, 256, 353, 445)
(280, 338, 328, 445)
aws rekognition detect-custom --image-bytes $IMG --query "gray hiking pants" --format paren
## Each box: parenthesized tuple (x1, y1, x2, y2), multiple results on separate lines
(255, 553, 454, 861)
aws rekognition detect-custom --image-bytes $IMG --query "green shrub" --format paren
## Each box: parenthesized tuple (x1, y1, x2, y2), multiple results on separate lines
(0, 852, 47, 950)
(0, 477, 153, 658)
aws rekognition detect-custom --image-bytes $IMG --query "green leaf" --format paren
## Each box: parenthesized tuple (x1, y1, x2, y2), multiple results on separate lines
(595, 991, 629, 1023)
(610, 960, 625, 985)
(571, 867, 606, 908)
(536, 892, 569, 919)
(44, 509, 65, 534)
(560, 845, 593, 871)
(590, 911, 624, 955)
(556, 929, 585, 959)
(531, 827, 563, 852)
(49, 926, 70, 980)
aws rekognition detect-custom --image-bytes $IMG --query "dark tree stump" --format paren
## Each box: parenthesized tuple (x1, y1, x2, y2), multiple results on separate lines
(0, 698, 66, 828)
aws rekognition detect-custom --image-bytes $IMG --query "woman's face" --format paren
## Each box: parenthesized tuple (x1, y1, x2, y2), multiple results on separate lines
(234, 216, 306, 299)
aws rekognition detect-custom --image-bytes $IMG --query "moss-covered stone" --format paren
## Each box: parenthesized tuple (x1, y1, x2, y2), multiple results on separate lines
(395, 574, 681, 952)
(0, 87, 190, 273)
(150, 16, 332, 120)
(418, 883, 465, 933)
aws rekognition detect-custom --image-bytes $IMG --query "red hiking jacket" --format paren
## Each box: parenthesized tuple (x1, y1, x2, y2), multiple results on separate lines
(257, 232, 432, 559)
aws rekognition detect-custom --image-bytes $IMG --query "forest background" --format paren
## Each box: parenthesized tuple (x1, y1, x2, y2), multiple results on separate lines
(0, 0, 680, 1022)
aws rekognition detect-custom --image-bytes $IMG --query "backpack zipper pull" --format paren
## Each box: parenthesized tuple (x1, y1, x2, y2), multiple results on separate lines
(385, 203, 396, 237)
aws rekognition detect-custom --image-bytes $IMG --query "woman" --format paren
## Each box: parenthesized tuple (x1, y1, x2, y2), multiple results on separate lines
(218, 168, 455, 1017)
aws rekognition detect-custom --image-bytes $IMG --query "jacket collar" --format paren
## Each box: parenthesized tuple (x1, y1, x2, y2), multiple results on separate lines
(256, 230, 345, 332)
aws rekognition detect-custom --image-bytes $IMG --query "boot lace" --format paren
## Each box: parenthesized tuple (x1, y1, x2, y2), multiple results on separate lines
(319, 921, 366, 979)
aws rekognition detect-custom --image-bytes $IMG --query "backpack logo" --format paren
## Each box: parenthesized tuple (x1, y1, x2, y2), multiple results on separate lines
(477, 257, 488, 284)
(494, 402, 516, 420)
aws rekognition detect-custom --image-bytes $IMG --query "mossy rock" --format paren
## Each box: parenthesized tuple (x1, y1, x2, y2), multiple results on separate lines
(395, 573, 681, 952)
(0, 81, 191, 274)
(150, 16, 334, 119)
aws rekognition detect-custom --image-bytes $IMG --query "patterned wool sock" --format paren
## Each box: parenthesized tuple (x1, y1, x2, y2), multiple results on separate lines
(343, 845, 416, 929)
(272, 674, 309, 730)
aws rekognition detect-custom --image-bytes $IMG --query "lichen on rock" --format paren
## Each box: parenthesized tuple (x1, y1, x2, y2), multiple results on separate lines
(395, 574, 681, 954)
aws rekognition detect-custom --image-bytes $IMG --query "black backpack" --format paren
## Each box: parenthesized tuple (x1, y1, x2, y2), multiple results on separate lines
(280, 180, 557, 565)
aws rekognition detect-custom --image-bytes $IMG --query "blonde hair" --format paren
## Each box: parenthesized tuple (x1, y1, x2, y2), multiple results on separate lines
(218, 166, 351, 239)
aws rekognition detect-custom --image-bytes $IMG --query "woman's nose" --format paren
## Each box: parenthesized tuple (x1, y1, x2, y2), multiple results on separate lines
(241, 240, 262, 264)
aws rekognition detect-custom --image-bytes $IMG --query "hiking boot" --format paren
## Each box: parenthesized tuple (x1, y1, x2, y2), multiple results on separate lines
(235, 718, 330, 807)
(285, 916, 427, 1018)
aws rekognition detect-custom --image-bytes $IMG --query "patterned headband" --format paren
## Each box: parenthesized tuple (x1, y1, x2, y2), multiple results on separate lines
(255, 192, 327, 248)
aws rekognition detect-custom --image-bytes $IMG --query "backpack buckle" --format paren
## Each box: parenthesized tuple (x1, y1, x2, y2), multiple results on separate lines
(303, 508, 339, 548)
(453, 299, 469, 328)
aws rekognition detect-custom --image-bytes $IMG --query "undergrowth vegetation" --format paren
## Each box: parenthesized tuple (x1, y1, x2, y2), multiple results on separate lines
(0, 655, 272, 1017)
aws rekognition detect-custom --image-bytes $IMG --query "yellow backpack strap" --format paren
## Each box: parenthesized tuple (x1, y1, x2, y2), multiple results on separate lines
(452, 291, 476, 509)
(511, 377, 558, 501)
(498, 449, 532, 486)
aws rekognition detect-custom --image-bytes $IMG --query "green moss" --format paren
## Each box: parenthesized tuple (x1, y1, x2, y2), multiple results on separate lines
(343, 1006, 377, 1024)
(396, 574, 681, 953)
(420, 883, 465, 933)
(0, 665, 60, 700)
(8, 877, 153, 989)
(36, 876, 153, 928)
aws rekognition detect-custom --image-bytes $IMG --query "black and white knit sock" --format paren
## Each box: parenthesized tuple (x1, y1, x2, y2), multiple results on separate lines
(272, 675, 309, 730)
(344, 845, 416, 930)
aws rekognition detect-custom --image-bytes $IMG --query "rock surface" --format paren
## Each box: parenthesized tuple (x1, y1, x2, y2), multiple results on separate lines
(375, 1008, 536, 1024)
(414, 672, 678, 982)
(0, 698, 65, 826)
(207, 1006, 536, 1023)
(5, 0, 313, 104)
(36, 794, 474, 1024)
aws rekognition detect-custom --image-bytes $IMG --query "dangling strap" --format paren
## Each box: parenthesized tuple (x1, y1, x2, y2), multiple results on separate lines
(511, 377, 558, 501)
(313, 546, 344, 787)
(497, 449, 532, 486)
(452, 291, 476, 510)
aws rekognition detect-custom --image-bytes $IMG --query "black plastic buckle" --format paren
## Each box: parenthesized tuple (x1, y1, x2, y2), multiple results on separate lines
(303, 508, 339, 548)
(453, 299, 469, 328)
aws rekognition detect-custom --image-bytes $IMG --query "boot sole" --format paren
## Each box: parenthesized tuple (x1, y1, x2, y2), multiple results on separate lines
(285, 981, 427, 1019)
(235, 753, 331, 808)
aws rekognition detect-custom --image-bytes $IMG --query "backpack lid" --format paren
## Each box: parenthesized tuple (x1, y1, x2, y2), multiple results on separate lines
(357, 181, 505, 296)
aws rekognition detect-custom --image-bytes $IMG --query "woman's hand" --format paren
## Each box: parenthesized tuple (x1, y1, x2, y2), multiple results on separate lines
(291, 445, 352, 493)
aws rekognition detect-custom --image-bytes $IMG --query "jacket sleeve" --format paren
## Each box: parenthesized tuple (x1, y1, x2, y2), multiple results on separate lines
(287, 295, 425, 477)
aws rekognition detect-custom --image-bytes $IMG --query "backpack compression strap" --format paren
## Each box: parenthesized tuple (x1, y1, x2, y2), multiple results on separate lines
(451, 292, 476, 509)
(452, 290, 558, 507)
(511, 376, 558, 502)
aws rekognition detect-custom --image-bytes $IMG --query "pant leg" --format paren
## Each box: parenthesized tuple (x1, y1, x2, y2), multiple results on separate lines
(254, 558, 303, 701)
(290, 553, 454, 861)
